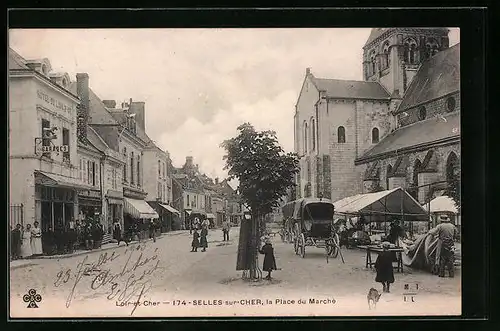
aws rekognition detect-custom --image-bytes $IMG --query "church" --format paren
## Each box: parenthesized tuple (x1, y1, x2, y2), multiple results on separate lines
(293, 28, 460, 206)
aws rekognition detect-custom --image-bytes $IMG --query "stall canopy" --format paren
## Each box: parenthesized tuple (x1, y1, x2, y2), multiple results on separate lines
(333, 187, 428, 221)
(124, 198, 159, 219)
(422, 196, 459, 214)
(159, 203, 180, 216)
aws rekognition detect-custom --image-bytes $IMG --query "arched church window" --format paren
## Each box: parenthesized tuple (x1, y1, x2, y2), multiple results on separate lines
(311, 118, 316, 151)
(337, 126, 346, 143)
(404, 38, 418, 64)
(426, 38, 440, 57)
(372, 127, 379, 144)
(418, 106, 427, 120)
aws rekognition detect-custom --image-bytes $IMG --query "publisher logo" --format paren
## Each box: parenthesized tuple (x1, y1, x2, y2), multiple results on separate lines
(23, 289, 42, 308)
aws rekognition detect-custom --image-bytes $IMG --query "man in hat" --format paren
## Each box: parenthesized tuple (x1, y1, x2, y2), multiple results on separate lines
(429, 214, 458, 277)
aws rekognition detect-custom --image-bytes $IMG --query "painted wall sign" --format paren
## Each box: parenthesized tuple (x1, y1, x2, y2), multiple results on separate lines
(37, 89, 75, 117)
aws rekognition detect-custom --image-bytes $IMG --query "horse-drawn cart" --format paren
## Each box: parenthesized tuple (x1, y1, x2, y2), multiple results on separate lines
(282, 198, 343, 262)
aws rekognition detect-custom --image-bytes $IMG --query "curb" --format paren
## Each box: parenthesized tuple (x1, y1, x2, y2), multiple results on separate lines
(10, 230, 190, 265)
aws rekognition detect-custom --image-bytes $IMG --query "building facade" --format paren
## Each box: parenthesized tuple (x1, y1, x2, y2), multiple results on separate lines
(9, 49, 86, 237)
(293, 28, 460, 207)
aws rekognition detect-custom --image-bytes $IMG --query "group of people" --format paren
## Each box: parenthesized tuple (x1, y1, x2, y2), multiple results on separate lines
(374, 213, 458, 293)
(191, 218, 209, 252)
(10, 222, 43, 260)
(112, 218, 160, 245)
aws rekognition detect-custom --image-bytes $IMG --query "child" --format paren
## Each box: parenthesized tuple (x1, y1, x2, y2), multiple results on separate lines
(191, 229, 200, 252)
(375, 241, 395, 293)
(259, 237, 277, 280)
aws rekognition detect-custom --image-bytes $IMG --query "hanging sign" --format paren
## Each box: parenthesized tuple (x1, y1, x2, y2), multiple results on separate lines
(37, 145, 69, 153)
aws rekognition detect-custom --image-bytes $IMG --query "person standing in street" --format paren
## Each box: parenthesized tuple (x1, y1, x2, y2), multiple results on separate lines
(113, 219, 128, 246)
(21, 224, 33, 258)
(259, 237, 277, 280)
(200, 224, 208, 252)
(429, 214, 458, 278)
(149, 219, 157, 243)
(222, 219, 230, 241)
(375, 241, 395, 293)
(11, 224, 22, 260)
(191, 228, 200, 252)
(31, 221, 43, 256)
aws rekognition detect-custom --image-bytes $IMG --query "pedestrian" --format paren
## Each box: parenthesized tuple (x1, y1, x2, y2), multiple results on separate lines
(67, 218, 76, 254)
(193, 218, 200, 232)
(31, 221, 43, 256)
(222, 219, 230, 241)
(84, 220, 94, 250)
(259, 237, 277, 280)
(149, 219, 157, 243)
(200, 224, 208, 252)
(191, 228, 200, 252)
(20, 224, 33, 259)
(388, 219, 404, 245)
(11, 224, 22, 260)
(93, 220, 104, 249)
(113, 219, 128, 246)
(429, 214, 458, 278)
(375, 241, 395, 293)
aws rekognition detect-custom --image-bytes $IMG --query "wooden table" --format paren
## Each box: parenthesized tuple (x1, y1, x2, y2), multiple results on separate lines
(358, 245, 404, 273)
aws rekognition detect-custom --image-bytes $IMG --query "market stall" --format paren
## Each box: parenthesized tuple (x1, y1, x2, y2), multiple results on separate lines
(422, 195, 459, 228)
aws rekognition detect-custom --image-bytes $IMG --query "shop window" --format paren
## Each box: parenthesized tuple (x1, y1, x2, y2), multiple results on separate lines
(418, 106, 427, 120)
(372, 127, 380, 143)
(337, 126, 346, 143)
(446, 97, 456, 112)
(62, 128, 70, 163)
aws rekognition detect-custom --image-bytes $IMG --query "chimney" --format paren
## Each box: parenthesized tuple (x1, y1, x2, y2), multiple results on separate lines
(76, 73, 90, 140)
(215, 178, 219, 185)
(306, 67, 311, 75)
(129, 101, 146, 131)
(186, 156, 194, 166)
(102, 100, 116, 108)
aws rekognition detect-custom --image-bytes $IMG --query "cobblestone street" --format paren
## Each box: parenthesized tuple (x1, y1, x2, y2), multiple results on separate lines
(10, 227, 461, 318)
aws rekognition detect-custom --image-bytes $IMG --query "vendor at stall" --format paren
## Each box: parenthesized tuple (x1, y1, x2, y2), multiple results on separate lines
(388, 219, 405, 245)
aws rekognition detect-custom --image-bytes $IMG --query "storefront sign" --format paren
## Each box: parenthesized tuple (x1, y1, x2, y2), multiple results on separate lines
(37, 89, 75, 118)
(38, 145, 69, 153)
(78, 189, 101, 199)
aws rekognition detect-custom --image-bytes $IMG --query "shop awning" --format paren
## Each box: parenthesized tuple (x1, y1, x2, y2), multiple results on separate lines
(124, 198, 159, 219)
(333, 187, 428, 221)
(185, 210, 192, 215)
(35, 171, 93, 190)
(159, 203, 180, 216)
(206, 213, 215, 219)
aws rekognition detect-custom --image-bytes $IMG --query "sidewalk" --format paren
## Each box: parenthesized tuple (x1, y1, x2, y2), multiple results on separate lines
(9, 230, 190, 270)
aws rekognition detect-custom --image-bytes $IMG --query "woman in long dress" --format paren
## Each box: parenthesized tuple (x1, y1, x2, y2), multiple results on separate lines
(31, 221, 43, 256)
(20, 224, 33, 258)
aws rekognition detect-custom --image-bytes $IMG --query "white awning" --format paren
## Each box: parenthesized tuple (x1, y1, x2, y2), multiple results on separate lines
(35, 171, 93, 190)
(422, 196, 459, 214)
(185, 210, 192, 215)
(333, 187, 428, 221)
(159, 203, 180, 216)
(206, 213, 215, 219)
(124, 198, 159, 219)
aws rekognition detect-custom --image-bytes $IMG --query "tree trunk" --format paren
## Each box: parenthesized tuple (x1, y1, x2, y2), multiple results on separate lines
(248, 212, 259, 279)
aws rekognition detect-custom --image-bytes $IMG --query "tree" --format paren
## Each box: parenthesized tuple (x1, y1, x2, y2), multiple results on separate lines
(221, 123, 299, 279)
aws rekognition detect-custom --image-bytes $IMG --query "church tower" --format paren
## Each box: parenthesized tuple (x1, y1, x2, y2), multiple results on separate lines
(362, 28, 450, 99)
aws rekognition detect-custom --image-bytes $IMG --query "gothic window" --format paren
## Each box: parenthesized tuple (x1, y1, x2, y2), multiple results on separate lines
(311, 118, 316, 151)
(418, 106, 427, 120)
(303, 122, 308, 154)
(382, 42, 390, 69)
(337, 126, 346, 143)
(426, 38, 440, 57)
(446, 97, 456, 113)
(404, 38, 418, 64)
(372, 127, 380, 144)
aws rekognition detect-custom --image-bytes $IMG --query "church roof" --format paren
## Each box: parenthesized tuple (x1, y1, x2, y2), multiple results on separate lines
(396, 43, 460, 113)
(356, 112, 460, 163)
(311, 77, 390, 100)
(363, 28, 391, 47)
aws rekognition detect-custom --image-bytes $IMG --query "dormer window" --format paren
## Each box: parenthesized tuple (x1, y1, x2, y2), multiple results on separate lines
(41, 64, 48, 75)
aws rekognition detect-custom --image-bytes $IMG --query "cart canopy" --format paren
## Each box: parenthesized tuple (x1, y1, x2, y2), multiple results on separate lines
(333, 187, 428, 221)
(422, 195, 459, 214)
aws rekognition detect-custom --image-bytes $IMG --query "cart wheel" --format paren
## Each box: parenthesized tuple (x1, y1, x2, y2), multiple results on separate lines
(330, 234, 340, 258)
(294, 235, 299, 254)
(299, 233, 306, 258)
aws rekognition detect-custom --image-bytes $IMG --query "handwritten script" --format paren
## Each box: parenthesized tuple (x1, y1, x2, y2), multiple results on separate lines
(54, 243, 163, 315)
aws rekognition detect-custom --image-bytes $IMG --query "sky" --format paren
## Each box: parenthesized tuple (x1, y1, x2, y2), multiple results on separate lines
(9, 28, 459, 183)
